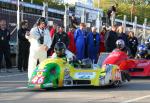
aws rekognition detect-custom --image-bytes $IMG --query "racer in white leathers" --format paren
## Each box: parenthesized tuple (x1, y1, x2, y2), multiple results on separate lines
(51, 42, 75, 61)
(26, 17, 52, 79)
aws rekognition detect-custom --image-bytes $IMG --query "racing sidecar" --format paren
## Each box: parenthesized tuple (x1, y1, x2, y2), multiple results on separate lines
(28, 58, 124, 89)
(102, 51, 150, 77)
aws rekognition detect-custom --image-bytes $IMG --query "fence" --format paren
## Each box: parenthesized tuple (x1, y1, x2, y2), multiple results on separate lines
(114, 15, 150, 43)
(0, 8, 63, 67)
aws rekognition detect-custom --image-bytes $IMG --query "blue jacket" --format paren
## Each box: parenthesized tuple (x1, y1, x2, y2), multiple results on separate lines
(87, 32, 100, 63)
(74, 28, 86, 60)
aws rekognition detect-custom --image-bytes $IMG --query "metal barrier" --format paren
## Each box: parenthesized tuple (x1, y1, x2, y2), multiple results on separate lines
(0, 8, 63, 67)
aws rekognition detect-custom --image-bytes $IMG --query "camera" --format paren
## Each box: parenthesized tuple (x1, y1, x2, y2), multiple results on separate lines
(39, 36, 44, 44)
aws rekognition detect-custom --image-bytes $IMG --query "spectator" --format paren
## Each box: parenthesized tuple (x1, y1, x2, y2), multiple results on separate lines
(117, 26, 129, 47)
(74, 23, 86, 60)
(26, 17, 52, 79)
(110, 5, 116, 26)
(67, 27, 76, 54)
(47, 24, 57, 56)
(104, 25, 118, 52)
(0, 19, 12, 73)
(50, 24, 57, 39)
(70, 14, 78, 29)
(107, 5, 116, 26)
(50, 26, 69, 52)
(18, 20, 30, 72)
(128, 31, 138, 57)
(100, 27, 107, 52)
(87, 27, 100, 63)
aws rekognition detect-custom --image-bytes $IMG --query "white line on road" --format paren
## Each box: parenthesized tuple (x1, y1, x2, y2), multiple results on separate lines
(0, 81, 27, 83)
(0, 86, 27, 92)
(0, 73, 27, 78)
(121, 95, 150, 103)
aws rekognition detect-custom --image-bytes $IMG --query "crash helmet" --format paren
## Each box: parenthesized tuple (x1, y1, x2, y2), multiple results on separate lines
(54, 42, 66, 57)
(137, 44, 148, 57)
(145, 37, 150, 49)
(116, 39, 125, 49)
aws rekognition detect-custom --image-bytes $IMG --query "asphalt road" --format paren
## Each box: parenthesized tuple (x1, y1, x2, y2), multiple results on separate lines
(0, 68, 150, 103)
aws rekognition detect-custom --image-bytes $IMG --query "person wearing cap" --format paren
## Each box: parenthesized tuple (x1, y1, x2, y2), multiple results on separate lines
(87, 27, 100, 63)
(26, 17, 52, 79)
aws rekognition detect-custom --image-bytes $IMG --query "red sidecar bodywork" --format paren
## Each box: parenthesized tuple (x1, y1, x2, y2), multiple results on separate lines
(103, 51, 150, 77)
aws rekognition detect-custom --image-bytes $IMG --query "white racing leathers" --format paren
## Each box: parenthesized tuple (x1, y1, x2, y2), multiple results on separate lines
(27, 27, 52, 79)
(51, 50, 75, 61)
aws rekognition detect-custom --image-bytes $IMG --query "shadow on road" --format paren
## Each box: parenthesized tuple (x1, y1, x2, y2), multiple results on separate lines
(1, 77, 150, 93)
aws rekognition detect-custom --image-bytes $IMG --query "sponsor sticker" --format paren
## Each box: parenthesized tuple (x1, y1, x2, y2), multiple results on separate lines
(74, 72, 96, 79)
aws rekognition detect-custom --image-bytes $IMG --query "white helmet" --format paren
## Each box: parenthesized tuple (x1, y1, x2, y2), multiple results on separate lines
(116, 39, 125, 49)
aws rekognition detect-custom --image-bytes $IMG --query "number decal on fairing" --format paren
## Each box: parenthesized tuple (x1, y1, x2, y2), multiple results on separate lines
(32, 76, 39, 84)
(37, 77, 44, 84)
(32, 76, 44, 84)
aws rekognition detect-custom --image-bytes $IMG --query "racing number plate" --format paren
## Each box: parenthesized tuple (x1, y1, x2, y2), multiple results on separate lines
(32, 76, 45, 84)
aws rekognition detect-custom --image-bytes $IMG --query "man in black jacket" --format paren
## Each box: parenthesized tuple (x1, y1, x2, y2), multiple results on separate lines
(50, 26, 69, 51)
(18, 20, 30, 72)
(104, 25, 118, 52)
(0, 19, 12, 72)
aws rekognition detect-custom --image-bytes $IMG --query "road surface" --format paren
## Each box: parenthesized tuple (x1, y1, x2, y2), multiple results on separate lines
(0, 68, 150, 103)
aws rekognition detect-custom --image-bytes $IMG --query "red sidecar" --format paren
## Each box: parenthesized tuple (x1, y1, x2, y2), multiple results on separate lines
(103, 51, 150, 77)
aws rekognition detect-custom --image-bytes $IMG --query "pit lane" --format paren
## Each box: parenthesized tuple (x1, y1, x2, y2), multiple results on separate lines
(0, 69, 150, 103)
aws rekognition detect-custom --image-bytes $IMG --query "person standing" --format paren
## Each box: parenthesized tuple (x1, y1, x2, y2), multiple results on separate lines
(100, 27, 107, 52)
(50, 26, 69, 51)
(128, 31, 138, 57)
(70, 14, 78, 29)
(67, 27, 76, 54)
(117, 26, 129, 47)
(47, 24, 57, 56)
(0, 19, 12, 72)
(104, 25, 118, 52)
(110, 5, 116, 26)
(26, 17, 52, 79)
(50, 24, 57, 39)
(74, 23, 86, 60)
(87, 27, 100, 63)
(18, 20, 30, 72)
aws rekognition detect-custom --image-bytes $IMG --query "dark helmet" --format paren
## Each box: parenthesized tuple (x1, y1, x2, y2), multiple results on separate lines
(116, 39, 125, 49)
(37, 17, 47, 26)
(54, 42, 66, 57)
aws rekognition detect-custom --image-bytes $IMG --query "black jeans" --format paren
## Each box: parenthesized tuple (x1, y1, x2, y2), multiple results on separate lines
(18, 43, 29, 71)
(0, 46, 12, 69)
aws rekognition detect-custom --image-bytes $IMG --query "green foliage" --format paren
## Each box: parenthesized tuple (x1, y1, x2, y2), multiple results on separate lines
(94, 0, 150, 24)
(116, 3, 150, 24)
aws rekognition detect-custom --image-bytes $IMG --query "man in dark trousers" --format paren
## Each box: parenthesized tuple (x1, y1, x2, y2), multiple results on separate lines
(104, 25, 118, 52)
(0, 19, 12, 72)
(18, 20, 30, 72)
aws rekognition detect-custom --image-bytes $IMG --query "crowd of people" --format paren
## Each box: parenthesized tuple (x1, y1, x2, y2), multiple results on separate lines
(0, 17, 150, 78)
